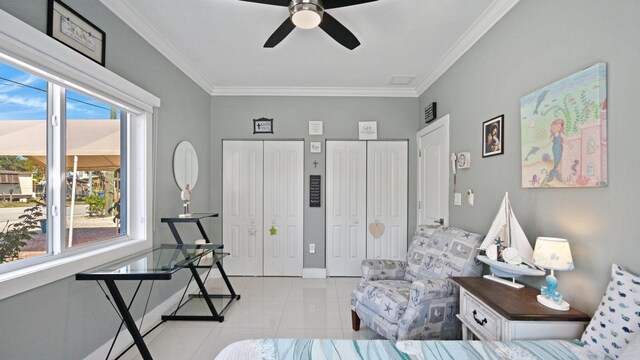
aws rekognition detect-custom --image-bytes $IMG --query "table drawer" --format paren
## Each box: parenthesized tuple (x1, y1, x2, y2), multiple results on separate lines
(461, 290, 502, 340)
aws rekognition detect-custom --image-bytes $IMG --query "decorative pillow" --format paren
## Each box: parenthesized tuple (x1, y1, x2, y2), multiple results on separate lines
(581, 264, 640, 359)
(619, 333, 640, 360)
(404, 226, 484, 282)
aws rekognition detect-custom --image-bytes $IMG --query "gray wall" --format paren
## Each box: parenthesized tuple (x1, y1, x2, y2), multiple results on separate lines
(418, 0, 640, 314)
(0, 0, 211, 359)
(210, 96, 419, 269)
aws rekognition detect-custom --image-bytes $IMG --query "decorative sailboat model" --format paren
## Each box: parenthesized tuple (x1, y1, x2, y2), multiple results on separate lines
(477, 193, 545, 288)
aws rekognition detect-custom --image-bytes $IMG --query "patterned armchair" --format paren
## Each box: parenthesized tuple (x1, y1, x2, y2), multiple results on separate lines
(351, 225, 484, 340)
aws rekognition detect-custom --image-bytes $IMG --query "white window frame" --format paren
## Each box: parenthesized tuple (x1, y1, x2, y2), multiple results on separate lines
(0, 9, 159, 300)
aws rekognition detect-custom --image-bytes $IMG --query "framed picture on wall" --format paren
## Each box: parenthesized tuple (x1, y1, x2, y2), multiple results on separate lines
(482, 115, 504, 157)
(253, 117, 273, 134)
(310, 142, 322, 153)
(47, 0, 106, 66)
(358, 121, 377, 140)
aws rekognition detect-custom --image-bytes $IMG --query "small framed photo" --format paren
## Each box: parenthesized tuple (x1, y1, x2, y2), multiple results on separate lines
(310, 142, 322, 153)
(253, 117, 273, 134)
(308, 121, 323, 136)
(358, 121, 378, 140)
(47, 0, 106, 66)
(482, 115, 504, 157)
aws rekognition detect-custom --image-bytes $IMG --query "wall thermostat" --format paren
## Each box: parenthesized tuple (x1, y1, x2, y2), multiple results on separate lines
(456, 152, 471, 169)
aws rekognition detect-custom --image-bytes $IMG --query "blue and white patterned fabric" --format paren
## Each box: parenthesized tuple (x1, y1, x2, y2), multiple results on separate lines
(354, 280, 410, 323)
(351, 226, 485, 340)
(404, 226, 484, 282)
(581, 264, 640, 359)
(216, 339, 603, 360)
(360, 259, 407, 281)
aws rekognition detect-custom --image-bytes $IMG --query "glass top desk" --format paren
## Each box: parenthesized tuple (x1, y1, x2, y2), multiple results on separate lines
(77, 244, 231, 360)
(76, 243, 223, 281)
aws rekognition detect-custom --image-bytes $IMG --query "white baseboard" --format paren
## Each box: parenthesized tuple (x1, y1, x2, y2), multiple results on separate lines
(84, 269, 220, 360)
(302, 268, 326, 278)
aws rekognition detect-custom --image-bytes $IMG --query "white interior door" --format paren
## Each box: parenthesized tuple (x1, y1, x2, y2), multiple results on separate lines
(263, 141, 304, 276)
(325, 141, 367, 276)
(366, 141, 408, 260)
(222, 141, 263, 276)
(417, 115, 450, 227)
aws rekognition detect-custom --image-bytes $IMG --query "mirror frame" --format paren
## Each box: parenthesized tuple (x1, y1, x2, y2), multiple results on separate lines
(173, 140, 199, 191)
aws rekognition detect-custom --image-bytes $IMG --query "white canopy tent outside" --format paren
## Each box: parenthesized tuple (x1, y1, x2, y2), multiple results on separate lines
(0, 119, 121, 171)
(0, 119, 121, 246)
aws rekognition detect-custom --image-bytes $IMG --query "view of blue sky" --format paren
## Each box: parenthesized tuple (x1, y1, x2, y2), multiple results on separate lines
(0, 61, 113, 120)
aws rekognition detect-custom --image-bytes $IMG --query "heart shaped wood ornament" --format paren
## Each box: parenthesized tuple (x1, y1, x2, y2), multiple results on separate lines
(368, 222, 385, 239)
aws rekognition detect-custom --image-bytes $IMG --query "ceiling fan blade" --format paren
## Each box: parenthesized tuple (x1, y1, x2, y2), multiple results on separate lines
(323, 0, 378, 10)
(319, 12, 360, 50)
(264, 18, 296, 48)
(239, 0, 289, 6)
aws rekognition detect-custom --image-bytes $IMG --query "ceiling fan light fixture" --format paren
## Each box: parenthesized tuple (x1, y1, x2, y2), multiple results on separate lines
(290, 0, 324, 29)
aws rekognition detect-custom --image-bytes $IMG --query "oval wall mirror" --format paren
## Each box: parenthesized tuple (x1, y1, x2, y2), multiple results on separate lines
(173, 141, 199, 191)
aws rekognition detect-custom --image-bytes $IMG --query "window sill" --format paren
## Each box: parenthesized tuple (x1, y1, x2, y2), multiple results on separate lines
(0, 237, 152, 301)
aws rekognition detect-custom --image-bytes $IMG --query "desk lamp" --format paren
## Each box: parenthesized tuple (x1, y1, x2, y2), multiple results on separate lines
(532, 237, 574, 311)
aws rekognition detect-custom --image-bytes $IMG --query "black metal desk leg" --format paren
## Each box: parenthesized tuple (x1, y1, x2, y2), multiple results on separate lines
(217, 260, 237, 298)
(188, 264, 220, 318)
(166, 222, 184, 245)
(104, 280, 153, 360)
(195, 220, 211, 243)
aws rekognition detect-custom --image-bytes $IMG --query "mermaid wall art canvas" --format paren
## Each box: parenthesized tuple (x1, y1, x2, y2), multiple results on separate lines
(521, 63, 607, 188)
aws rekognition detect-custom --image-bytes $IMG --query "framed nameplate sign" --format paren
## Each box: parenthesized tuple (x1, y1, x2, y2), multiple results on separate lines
(253, 117, 273, 134)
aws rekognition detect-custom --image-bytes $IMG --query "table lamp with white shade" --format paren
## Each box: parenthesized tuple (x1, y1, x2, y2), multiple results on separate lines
(532, 237, 574, 311)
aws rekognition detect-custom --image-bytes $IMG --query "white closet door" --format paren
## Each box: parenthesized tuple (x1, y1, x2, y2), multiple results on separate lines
(367, 141, 408, 260)
(263, 141, 304, 276)
(326, 141, 367, 276)
(222, 141, 263, 276)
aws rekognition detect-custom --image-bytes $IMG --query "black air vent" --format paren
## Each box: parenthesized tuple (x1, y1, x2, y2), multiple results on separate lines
(424, 102, 437, 123)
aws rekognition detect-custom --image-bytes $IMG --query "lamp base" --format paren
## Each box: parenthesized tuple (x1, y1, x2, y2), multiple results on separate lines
(537, 294, 570, 311)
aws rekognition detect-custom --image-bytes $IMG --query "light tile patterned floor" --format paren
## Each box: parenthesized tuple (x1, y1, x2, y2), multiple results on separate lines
(119, 276, 382, 360)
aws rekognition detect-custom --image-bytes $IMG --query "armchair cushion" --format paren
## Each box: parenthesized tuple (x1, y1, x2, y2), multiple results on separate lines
(398, 279, 460, 340)
(360, 259, 407, 281)
(404, 226, 484, 282)
(408, 278, 459, 307)
(353, 280, 411, 324)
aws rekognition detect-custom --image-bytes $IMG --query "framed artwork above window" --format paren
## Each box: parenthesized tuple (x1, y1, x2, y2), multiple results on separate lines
(47, 0, 106, 66)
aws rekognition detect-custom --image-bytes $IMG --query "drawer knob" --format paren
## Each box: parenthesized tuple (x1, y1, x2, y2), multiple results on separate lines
(472, 310, 487, 326)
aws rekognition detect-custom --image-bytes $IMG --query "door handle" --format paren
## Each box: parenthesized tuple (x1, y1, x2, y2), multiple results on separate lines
(434, 218, 444, 226)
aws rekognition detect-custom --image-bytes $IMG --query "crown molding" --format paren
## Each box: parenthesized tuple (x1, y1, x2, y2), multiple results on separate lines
(101, 0, 517, 98)
(210, 86, 418, 97)
(414, 0, 519, 96)
(99, 0, 216, 94)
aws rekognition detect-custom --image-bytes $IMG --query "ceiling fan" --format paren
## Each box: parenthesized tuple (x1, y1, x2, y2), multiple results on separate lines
(240, 0, 378, 50)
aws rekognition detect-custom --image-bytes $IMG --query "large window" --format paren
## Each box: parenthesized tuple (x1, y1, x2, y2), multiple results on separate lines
(0, 60, 129, 267)
(65, 90, 126, 249)
(0, 11, 157, 300)
(0, 63, 48, 264)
